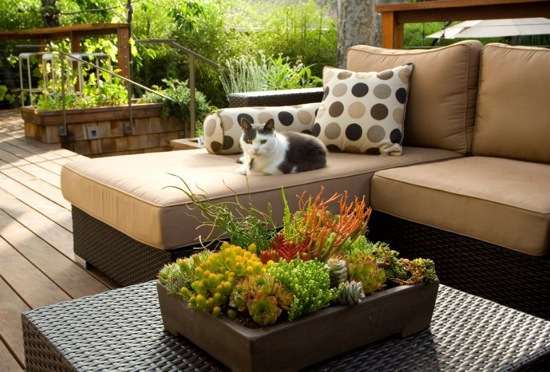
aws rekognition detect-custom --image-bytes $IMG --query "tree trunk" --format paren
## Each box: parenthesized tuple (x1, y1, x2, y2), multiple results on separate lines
(337, 0, 381, 68)
(41, 0, 60, 27)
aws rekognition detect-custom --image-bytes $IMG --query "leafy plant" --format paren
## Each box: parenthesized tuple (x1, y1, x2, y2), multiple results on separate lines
(35, 79, 128, 111)
(141, 78, 212, 137)
(0, 85, 16, 104)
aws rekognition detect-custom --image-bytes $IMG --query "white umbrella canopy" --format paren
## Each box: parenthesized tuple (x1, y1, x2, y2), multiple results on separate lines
(427, 18, 550, 39)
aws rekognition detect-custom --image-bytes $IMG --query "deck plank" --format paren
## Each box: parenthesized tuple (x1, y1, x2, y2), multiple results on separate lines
(0, 133, 63, 161)
(0, 109, 116, 369)
(0, 173, 71, 231)
(0, 149, 30, 169)
(0, 277, 29, 370)
(0, 234, 70, 308)
(0, 189, 73, 258)
(1, 166, 71, 210)
(0, 341, 23, 371)
(16, 163, 62, 189)
(0, 208, 110, 297)
(0, 140, 51, 165)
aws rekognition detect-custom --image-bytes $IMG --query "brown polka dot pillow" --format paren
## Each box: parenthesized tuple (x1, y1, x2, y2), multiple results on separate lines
(203, 103, 321, 154)
(312, 64, 413, 155)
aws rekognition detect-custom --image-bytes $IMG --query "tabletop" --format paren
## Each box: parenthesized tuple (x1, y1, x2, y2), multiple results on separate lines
(22, 280, 550, 371)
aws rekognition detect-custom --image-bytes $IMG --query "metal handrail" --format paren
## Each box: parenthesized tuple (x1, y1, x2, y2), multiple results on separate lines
(20, 41, 220, 138)
(136, 39, 222, 138)
(56, 50, 175, 137)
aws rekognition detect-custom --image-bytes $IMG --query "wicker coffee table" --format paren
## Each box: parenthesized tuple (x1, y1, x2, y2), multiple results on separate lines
(22, 281, 550, 371)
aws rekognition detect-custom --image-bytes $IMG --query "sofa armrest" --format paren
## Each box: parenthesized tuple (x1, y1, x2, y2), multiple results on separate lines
(203, 102, 322, 154)
(228, 87, 324, 107)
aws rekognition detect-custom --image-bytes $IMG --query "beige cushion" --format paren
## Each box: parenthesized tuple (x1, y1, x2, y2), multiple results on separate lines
(371, 157, 550, 256)
(472, 43, 550, 164)
(203, 103, 321, 154)
(347, 40, 482, 154)
(61, 147, 462, 250)
(313, 64, 413, 155)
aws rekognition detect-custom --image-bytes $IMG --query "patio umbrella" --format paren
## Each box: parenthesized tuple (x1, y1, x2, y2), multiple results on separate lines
(427, 18, 550, 39)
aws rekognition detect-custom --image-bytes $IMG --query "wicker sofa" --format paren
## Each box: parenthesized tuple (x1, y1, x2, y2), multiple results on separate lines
(60, 41, 550, 319)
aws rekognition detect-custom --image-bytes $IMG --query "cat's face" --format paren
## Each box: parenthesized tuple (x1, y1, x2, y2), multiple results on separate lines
(240, 119, 276, 156)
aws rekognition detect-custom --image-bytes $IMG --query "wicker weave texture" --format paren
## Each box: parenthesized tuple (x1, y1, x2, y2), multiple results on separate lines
(23, 281, 550, 371)
(369, 211, 550, 320)
(228, 88, 323, 107)
(72, 207, 195, 286)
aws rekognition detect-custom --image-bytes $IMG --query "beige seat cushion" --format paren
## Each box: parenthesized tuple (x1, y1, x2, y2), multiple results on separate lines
(371, 157, 550, 256)
(61, 148, 462, 250)
(347, 40, 482, 154)
(472, 43, 550, 164)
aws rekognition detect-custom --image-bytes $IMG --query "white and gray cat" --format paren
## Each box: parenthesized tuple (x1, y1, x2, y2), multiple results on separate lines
(235, 118, 327, 175)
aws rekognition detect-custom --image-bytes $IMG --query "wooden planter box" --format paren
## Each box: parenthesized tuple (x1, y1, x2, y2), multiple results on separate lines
(157, 279, 439, 372)
(21, 104, 186, 157)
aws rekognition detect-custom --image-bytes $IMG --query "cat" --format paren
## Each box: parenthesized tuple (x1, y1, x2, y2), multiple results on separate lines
(235, 118, 328, 175)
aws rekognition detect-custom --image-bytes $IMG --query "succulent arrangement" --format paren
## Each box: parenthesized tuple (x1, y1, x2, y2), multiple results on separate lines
(159, 179, 436, 327)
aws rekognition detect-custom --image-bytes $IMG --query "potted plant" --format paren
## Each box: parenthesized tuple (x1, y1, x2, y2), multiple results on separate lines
(157, 181, 438, 371)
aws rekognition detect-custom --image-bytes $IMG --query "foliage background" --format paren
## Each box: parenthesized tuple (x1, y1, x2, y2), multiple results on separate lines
(0, 0, 544, 109)
(0, 0, 338, 108)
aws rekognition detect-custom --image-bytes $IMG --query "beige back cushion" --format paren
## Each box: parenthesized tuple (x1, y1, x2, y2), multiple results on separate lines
(347, 40, 482, 154)
(472, 43, 550, 164)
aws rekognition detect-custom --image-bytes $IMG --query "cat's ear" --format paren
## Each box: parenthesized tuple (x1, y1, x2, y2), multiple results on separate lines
(264, 119, 275, 132)
(240, 118, 253, 131)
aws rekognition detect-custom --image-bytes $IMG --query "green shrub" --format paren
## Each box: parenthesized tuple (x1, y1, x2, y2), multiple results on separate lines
(220, 53, 321, 96)
(142, 78, 213, 137)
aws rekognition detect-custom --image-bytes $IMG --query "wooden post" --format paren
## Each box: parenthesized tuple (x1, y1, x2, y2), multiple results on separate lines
(117, 25, 131, 79)
(376, 0, 550, 49)
(380, 12, 402, 49)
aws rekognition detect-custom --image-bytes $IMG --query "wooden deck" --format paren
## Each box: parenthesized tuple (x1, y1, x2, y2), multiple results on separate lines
(0, 108, 118, 371)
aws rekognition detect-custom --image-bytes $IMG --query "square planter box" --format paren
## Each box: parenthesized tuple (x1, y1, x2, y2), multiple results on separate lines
(157, 279, 439, 372)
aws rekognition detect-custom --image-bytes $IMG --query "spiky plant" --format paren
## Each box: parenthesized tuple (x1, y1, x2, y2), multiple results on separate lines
(272, 188, 372, 262)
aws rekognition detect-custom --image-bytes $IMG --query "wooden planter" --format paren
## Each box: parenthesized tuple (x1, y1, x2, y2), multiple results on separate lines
(21, 104, 186, 157)
(157, 279, 439, 372)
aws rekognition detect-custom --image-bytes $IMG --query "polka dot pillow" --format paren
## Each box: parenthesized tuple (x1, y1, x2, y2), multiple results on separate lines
(312, 64, 413, 155)
(203, 103, 321, 154)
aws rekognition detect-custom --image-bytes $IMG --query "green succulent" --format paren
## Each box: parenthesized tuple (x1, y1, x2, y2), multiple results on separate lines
(230, 273, 292, 325)
(346, 236, 407, 281)
(337, 281, 366, 305)
(158, 250, 212, 295)
(267, 258, 337, 321)
(394, 258, 437, 285)
(324, 258, 348, 287)
(344, 251, 387, 295)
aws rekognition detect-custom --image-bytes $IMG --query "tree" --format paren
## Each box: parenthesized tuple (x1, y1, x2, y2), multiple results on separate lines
(336, 0, 380, 68)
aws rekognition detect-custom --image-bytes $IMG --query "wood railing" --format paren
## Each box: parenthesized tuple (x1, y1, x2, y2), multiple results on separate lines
(0, 24, 132, 78)
(375, 0, 550, 49)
